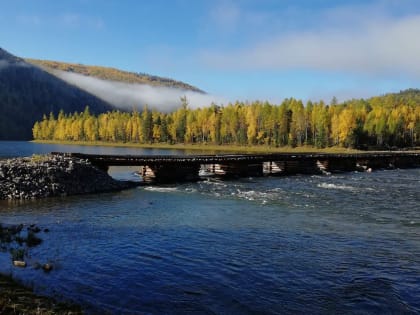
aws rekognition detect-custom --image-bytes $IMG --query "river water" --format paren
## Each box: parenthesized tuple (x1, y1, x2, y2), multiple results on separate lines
(0, 141, 419, 314)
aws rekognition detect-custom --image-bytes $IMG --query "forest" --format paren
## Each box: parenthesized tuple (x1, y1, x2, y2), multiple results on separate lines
(33, 91, 420, 149)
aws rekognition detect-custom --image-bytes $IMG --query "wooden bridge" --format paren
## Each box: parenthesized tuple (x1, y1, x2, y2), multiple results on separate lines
(53, 152, 420, 184)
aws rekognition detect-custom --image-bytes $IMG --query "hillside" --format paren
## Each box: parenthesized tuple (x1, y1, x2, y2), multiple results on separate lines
(0, 47, 22, 64)
(26, 59, 204, 93)
(0, 48, 114, 140)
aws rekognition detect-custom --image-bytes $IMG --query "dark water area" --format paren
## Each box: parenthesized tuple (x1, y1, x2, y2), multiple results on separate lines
(0, 141, 230, 159)
(0, 142, 419, 314)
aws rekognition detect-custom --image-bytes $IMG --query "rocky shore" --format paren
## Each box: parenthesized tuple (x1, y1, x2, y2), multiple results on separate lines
(0, 222, 83, 314)
(0, 155, 134, 313)
(0, 273, 82, 314)
(0, 154, 136, 200)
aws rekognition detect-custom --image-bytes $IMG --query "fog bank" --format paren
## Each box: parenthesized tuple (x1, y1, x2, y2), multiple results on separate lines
(53, 70, 227, 111)
(0, 60, 30, 70)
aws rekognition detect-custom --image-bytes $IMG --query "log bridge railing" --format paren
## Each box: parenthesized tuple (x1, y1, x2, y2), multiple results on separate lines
(53, 152, 420, 184)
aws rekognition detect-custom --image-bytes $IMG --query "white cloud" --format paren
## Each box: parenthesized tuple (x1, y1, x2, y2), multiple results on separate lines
(52, 70, 227, 111)
(15, 12, 104, 30)
(16, 14, 42, 26)
(201, 6, 420, 77)
(209, 1, 241, 33)
(203, 0, 277, 40)
(60, 13, 104, 30)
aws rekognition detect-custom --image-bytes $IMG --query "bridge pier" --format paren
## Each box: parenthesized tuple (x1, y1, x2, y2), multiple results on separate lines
(212, 162, 264, 178)
(357, 157, 393, 170)
(264, 161, 284, 174)
(326, 157, 357, 172)
(94, 163, 109, 172)
(139, 164, 200, 183)
(394, 155, 420, 168)
(316, 160, 330, 173)
(266, 159, 323, 175)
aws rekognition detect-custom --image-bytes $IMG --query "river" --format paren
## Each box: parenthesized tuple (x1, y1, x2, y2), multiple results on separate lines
(0, 141, 419, 314)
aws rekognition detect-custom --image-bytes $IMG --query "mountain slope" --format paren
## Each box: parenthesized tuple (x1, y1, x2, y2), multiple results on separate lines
(26, 59, 204, 93)
(0, 48, 114, 140)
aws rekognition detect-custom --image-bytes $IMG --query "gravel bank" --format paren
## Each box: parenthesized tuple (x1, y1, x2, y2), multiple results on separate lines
(0, 154, 136, 200)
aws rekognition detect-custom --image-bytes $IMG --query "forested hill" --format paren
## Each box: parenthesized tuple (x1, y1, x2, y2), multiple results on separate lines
(0, 48, 114, 140)
(26, 59, 204, 93)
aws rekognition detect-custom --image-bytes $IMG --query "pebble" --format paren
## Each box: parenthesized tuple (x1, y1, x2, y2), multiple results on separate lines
(13, 260, 27, 268)
(42, 263, 53, 272)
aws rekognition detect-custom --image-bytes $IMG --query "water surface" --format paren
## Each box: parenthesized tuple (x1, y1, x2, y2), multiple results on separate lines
(0, 141, 419, 314)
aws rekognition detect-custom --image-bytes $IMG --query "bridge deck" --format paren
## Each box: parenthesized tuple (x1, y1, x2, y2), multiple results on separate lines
(51, 151, 420, 183)
(53, 151, 420, 166)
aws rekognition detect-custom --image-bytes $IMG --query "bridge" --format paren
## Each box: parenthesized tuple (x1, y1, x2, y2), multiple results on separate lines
(53, 151, 420, 184)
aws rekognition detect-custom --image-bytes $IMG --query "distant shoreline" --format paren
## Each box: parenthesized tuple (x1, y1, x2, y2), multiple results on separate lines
(32, 140, 367, 154)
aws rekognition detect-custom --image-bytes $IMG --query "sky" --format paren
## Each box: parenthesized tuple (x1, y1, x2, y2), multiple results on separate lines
(1, 0, 420, 105)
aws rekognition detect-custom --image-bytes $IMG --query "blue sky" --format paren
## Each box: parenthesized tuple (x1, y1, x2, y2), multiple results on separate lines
(1, 0, 420, 104)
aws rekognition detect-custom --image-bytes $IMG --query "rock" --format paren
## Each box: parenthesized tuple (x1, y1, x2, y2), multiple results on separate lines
(13, 260, 26, 267)
(28, 226, 41, 233)
(42, 263, 53, 272)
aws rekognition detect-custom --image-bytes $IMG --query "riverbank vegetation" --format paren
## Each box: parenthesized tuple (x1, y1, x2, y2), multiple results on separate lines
(33, 90, 420, 150)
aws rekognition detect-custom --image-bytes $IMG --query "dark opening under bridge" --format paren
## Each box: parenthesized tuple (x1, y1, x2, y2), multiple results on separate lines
(53, 152, 420, 184)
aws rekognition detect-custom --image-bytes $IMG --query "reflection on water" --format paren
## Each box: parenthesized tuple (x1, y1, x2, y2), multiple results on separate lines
(0, 142, 419, 314)
(0, 141, 232, 159)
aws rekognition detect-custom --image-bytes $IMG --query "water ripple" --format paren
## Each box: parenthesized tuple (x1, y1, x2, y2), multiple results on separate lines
(0, 168, 419, 314)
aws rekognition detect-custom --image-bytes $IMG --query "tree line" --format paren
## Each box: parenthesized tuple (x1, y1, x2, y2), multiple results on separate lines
(33, 93, 420, 149)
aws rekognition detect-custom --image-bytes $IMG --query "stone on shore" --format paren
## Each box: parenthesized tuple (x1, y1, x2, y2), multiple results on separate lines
(13, 260, 27, 267)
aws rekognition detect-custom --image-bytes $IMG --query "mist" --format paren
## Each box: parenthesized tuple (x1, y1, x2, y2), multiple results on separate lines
(52, 70, 227, 111)
(0, 60, 9, 70)
(0, 60, 30, 70)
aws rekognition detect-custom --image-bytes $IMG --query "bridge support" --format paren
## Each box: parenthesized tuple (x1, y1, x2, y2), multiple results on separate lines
(212, 162, 263, 178)
(356, 157, 392, 170)
(325, 157, 357, 172)
(393, 155, 420, 168)
(93, 163, 109, 172)
(264, 161, 283, 174)
(266, 159, 323, 175)
(139, 164, 200, 183)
